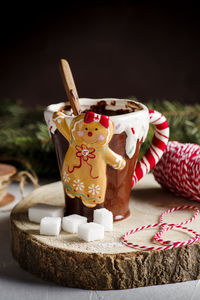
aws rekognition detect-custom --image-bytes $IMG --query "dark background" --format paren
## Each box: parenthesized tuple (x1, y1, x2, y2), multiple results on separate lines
(0, 1, 200, 107)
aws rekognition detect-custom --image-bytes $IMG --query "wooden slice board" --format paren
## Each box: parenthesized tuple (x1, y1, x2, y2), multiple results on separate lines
(10, 174, 200, 290)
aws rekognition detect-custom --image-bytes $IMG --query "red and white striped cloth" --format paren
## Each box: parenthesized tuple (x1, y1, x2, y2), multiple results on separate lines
(132, 109, 169, 187)
(153, 141, 200, 201)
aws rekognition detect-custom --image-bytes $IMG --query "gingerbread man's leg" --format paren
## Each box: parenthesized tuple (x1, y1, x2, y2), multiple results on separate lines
(105, 148, 126, 170)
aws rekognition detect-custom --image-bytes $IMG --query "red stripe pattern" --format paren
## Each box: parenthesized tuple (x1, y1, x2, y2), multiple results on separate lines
(122, 205, 200, 251)
(132, 110, 169, 187)
(153, 141, 200, 201)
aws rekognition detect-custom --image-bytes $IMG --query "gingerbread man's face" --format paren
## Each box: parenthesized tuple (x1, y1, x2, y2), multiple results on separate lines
(71, 112, 114, 148)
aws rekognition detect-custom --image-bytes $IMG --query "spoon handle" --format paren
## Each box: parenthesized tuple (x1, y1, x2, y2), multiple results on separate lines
(60, 59, 81, 115)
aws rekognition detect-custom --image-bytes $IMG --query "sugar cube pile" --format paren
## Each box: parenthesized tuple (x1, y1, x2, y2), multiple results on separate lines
(93, 208, 113, 231)
(62, 214, 87, 233)
(28, 203, 64, 223)
(40, 217, 61, 236)
(78, 222, 104, 242)
(29, 203, 114, 242)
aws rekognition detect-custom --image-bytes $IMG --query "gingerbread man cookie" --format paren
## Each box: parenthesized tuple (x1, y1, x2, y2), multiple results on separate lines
(53, 111, 126, 207)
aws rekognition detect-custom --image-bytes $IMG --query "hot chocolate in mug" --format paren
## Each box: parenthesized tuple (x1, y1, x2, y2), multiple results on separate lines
(44, 98, 169, 222)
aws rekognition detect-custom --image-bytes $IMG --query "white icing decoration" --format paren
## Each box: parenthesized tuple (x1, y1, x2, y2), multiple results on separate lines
(63, 171, 70, 183)
(111, 112, 149, 159)
(115, 123, 121, 130)
(44, 99, 149, 158)
(82, 149, 89, 156)
(73, 179, 84, 191)
(88, 184, 101, 195)
(44, 102, 74, 135)
(65, 116, 73, 128)
(44, 110, 57, 135)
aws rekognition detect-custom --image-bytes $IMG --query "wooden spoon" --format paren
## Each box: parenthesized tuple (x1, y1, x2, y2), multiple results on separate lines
(60, 59, 81, 115)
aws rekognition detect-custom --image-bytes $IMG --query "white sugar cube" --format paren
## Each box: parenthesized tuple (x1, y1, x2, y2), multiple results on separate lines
(40, 217, 61, 236)
(93, 208, 113, 231)
(62, 214, 87, 233)
(28, 203, 64, 223)
(78, 222, 104, 242)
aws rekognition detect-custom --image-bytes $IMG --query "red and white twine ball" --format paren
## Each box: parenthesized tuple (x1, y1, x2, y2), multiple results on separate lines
(153, 141, 200, 202)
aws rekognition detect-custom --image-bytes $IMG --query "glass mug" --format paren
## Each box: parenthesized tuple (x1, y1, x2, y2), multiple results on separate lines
(44, 98, 169, 222)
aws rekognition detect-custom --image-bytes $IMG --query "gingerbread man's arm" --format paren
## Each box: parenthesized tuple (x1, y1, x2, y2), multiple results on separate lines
(105, 147, 126, 170)
(52, 112, 71, 142)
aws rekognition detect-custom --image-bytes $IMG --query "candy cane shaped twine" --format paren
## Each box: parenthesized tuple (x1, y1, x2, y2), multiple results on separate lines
(122, 205, 200, 251)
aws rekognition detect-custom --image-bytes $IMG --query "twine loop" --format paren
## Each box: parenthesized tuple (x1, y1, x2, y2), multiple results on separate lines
(12, 171, 40, 197)
(122, 205, 200, 251)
